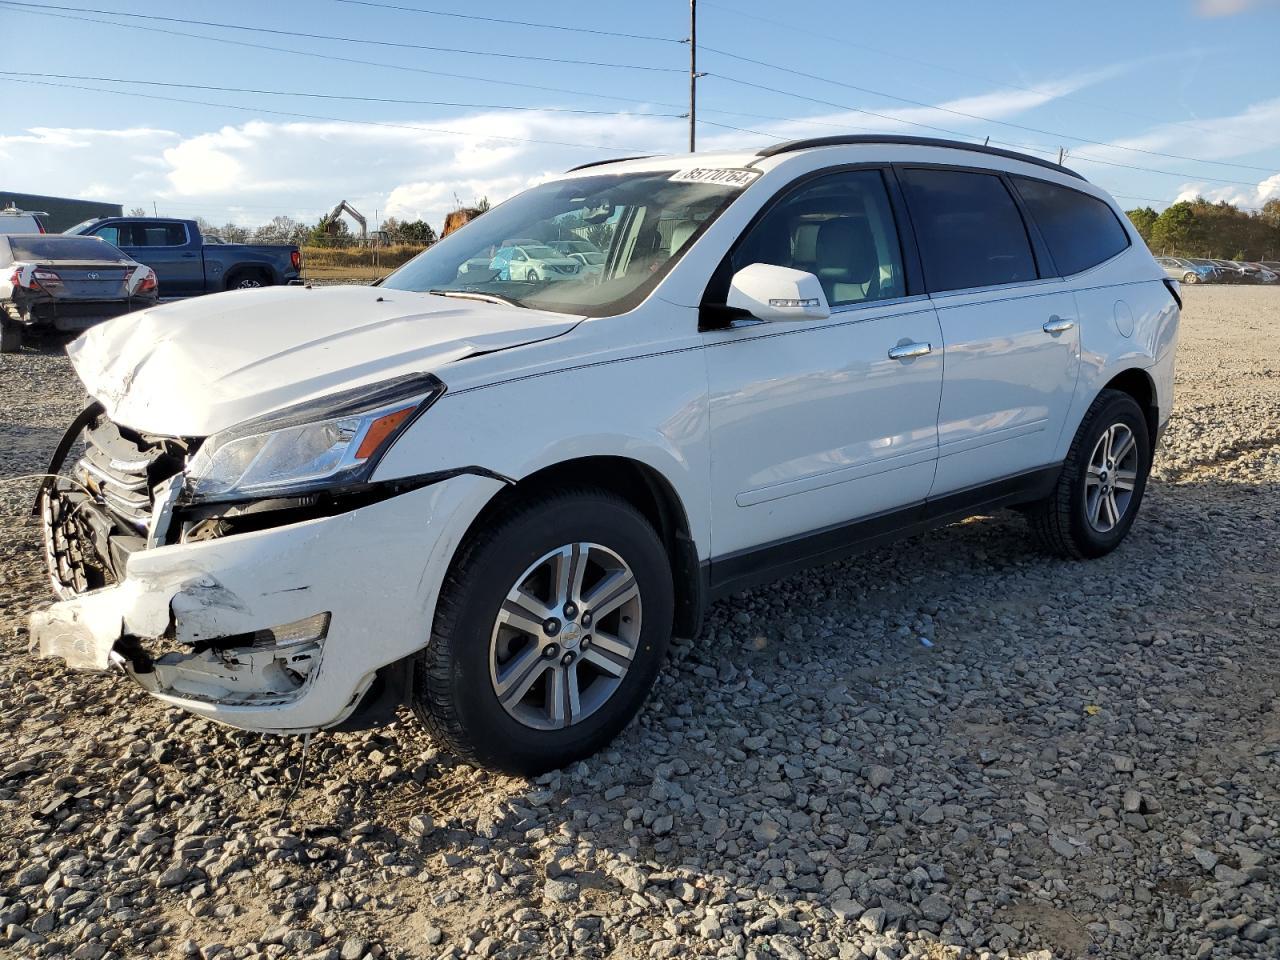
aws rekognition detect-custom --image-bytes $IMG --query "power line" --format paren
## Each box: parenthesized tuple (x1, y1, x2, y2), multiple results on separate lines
(0, 71, 685, 118)
(0, 5, 692, 112)
(0, 76, 660, 153)
(702, 46, 1280, 175)
(329, 0, 682, 43)
(700, 1, 1274, 152)
(0, 2, 683, 73)
(705, 73, 1273, 188)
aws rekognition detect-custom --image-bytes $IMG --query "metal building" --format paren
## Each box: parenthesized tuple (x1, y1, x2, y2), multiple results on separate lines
(0, 191, 123, 232)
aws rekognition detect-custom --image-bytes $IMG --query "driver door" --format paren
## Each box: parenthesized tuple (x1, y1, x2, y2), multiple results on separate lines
(703, 169, 943, 568)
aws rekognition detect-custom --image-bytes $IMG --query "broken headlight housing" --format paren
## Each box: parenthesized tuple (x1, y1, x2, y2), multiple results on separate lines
(184, 373, 445, 503)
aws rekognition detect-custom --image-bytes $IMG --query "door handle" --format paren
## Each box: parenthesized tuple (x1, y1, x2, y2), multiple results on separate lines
(1043, 316, 1075, 334)
(887, 341, 932, 360)
(181, 253, 198, 259)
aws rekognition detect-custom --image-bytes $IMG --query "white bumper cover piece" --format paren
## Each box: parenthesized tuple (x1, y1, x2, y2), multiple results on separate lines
(29, 474, 502, 732)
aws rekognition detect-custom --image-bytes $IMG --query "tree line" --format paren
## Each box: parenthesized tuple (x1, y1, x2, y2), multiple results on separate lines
(1126, 197, 1280, 261)
(191, 214, 440, 247)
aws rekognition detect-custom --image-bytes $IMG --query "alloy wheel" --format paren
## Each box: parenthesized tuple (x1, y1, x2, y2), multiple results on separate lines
(489, 542, 641, 731)
(1085, 423, 1139, 533)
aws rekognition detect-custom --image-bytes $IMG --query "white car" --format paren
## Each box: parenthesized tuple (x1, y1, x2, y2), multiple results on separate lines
(0, 205, 49, 235)
(30, 136, 1179, 774)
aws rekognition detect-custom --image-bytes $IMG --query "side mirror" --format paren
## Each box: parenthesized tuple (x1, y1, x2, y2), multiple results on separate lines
(726, 263, 830, 322)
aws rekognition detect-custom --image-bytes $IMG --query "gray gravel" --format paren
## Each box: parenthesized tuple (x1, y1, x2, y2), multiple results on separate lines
(1, 286, 1277, 959)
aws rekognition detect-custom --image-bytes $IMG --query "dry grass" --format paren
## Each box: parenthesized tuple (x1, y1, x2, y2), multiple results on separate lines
(299, 244, 426, 280)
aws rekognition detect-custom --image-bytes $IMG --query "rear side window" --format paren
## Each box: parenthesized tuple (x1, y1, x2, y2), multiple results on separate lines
(116, 222, 187, 246)
(1012, 177, 1129, 276)
(899, 168, 1037, 292)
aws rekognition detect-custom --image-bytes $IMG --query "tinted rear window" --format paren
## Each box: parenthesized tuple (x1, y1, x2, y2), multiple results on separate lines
(1013, 177, 1129, 276)
(899, 168, 1037, 292)
(7, 236, 130, 262)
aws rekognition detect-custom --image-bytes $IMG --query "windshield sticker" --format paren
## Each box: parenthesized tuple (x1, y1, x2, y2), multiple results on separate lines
(668, 167, 761, 188)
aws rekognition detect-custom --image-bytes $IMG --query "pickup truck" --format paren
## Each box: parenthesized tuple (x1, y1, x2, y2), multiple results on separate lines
(65, 217, 300, 296)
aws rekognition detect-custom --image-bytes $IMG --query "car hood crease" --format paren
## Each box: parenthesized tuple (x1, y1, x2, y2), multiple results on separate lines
(67, 285, 583, 436)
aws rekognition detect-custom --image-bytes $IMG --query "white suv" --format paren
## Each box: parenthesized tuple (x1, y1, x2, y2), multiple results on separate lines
(30, 136, 1179, 774)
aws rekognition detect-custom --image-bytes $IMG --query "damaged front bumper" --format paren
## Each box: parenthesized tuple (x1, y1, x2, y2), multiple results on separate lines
(29, 474, 503, 732)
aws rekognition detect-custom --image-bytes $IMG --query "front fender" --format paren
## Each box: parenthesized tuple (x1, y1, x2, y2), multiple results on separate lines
(372, 346, 712, 556)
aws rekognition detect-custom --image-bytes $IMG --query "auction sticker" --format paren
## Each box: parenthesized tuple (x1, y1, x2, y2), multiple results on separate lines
(669, 167, 761, 188)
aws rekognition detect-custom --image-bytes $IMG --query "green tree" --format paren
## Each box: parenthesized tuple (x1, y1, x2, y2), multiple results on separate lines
(1149, 202, 1197, 255)
(1125, 207, 1158, 245)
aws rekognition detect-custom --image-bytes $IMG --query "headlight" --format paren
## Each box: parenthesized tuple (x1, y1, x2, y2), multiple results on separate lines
(184, 373, 445, 503)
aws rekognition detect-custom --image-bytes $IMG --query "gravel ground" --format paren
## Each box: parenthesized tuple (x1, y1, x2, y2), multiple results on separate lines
(1, 286, 1277, 960)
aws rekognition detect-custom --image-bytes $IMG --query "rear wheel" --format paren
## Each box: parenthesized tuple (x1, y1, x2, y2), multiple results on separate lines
(226, 269, 271, 291)
(1182, 272, 1199, 284)
(412, 488, 673, 774)
(1027, 389, 1151, 559)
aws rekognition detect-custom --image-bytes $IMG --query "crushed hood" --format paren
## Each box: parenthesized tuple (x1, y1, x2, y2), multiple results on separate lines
(67, 285, 582, 436)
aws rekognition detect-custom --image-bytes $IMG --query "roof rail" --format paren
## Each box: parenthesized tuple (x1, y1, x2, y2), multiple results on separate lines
(756, 135, 1086, 181)
(565, 155, 654, 173)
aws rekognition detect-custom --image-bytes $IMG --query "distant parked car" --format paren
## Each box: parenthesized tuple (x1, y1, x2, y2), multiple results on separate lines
(1244, 262, 1278, 284)
(65, 217, 300, 295)
(1155, 256, 1217, 284)
(548, 239, 599, 258)
(0, 204, 48, 235)
(1259, 261, 1280, 277)
(1209, 259, 1249, 283)
(489, 242, 581, 282)
(568, 250, 606, 277)
(0, 234, 157, 352)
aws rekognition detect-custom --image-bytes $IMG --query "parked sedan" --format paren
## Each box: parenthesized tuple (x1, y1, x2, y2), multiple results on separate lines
(1155, 256, 1217, 284)
(1210, 259, 1249, 283)
(489, 242, 581, 282)
(1, 234, 158, 352)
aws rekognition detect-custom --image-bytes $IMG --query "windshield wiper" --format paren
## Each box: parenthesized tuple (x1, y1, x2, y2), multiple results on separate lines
(428, 288, 527, 308)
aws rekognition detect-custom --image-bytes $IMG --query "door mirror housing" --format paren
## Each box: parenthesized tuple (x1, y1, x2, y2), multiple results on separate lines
(726, 263, 830, 322)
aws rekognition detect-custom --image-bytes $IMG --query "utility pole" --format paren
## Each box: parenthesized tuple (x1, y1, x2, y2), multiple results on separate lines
(688, 0, 697, 153)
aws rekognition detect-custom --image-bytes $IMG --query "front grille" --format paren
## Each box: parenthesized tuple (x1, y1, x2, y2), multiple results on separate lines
(76, 416, 182, 532)
(43, 413, 189, 597)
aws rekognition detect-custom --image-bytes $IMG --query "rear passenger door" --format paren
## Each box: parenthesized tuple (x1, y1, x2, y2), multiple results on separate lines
(897, 167, 1080, 496)
(105, 221, 203, 296)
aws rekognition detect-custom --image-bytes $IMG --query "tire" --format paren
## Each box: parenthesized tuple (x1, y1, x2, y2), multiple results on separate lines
(226, 269, 271, 291)
(412, 488, 674, 775)
(1027, 389, 1151, 559)
(1182, 272, 1199, 284)
(526, 270, 540, 283)
(0, 320, 20, 353)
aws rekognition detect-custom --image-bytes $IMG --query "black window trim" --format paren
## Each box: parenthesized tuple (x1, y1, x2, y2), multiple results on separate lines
(1008, 173, 1133, 279)
(103, 219, 191, 249)
(698, 162, 925, 330)
(891, 161, 1054, 296)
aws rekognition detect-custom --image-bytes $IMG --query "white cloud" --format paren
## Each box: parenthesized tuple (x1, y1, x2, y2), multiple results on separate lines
(1195, 0, 1278, 16)
(0, 66, 1162, 229)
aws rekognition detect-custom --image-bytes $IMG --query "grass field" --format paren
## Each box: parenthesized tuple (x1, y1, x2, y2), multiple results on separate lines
(299, 243, 427, 281)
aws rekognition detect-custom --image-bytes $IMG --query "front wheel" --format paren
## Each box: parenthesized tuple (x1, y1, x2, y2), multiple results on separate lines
(526, 269, 540, 283)
(1182, 272, 1199, 284)
(412, 488, 674, 774)
(1026, 389, 1151, 559)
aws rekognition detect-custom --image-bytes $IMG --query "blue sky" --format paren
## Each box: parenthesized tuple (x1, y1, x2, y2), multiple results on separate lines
(1, 0, 1278, 230)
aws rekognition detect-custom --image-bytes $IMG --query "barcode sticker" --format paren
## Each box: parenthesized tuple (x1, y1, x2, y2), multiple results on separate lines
(668, 167, 761, 188)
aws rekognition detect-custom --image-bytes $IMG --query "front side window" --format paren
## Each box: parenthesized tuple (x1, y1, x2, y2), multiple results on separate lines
(93, 225, 120, 246)
(382, 171, 750, 317)
(899, 168, 1037, 293)
(730, 169, 905, 306)
(1012, 176, 1130, 276)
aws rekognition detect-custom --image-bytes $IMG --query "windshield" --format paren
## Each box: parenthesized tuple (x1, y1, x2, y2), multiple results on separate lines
(8, 236, 130, 262)
(381, 170, 751, 316)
